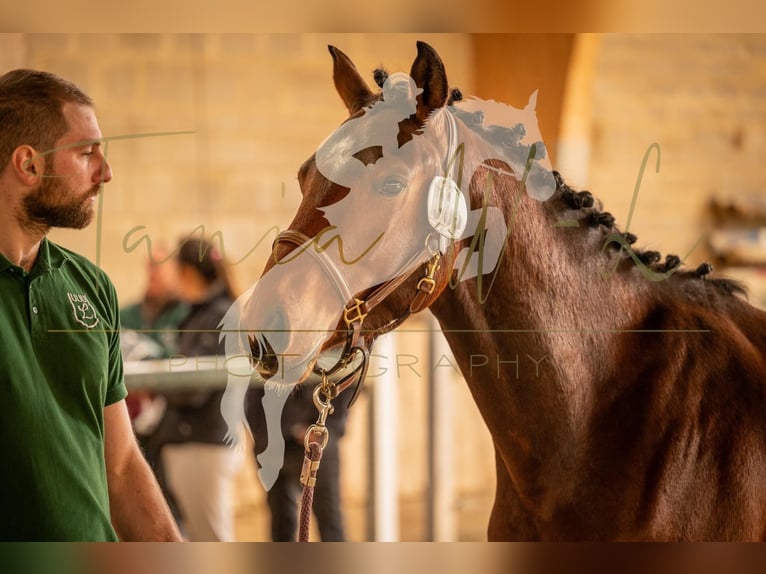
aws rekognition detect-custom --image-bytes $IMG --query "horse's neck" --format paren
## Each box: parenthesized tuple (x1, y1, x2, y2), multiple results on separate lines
(429, 186, 651, 478)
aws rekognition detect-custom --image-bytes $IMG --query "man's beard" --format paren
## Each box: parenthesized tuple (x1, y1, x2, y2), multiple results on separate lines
(23, 167, 99, 230)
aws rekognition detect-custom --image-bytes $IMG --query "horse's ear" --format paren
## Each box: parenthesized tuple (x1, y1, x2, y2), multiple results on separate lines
(329, 45, 375, 114)
(410, 41, 449, 124)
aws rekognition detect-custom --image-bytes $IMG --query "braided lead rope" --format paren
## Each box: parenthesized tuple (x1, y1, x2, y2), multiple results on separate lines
(298, 381, 334, 542)
(298, 440, 323, 542)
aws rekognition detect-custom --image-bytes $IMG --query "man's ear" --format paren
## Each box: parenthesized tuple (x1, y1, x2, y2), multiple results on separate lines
(12, 146, 45, 185)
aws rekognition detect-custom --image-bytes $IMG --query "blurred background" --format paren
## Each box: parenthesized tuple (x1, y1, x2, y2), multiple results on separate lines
(2, 33, 765, 540)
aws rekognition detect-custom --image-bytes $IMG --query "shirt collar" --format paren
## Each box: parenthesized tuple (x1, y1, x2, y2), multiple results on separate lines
(0, 251, 14, 274)
(39, 238, 71, 271)
(0, 238, 71, 278)
(31, 238, 74, 278)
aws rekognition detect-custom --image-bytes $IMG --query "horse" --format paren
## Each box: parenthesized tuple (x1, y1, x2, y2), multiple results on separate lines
(221, 41, 766, 540)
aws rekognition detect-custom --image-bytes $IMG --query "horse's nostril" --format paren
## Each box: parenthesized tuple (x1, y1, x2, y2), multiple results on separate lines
(248, 307, 291, 379)
(249, 333, 280, 379)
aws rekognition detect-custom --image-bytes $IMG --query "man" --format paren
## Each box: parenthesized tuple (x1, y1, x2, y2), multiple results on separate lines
(0, 68, 182, 541)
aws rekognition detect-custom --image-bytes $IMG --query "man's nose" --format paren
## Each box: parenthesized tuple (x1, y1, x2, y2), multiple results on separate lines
(94, 157, 113, 184)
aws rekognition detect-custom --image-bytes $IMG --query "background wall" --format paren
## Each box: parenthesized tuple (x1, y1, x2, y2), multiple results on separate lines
(3, 33, 765, 540)
(575, 34, 766, 306)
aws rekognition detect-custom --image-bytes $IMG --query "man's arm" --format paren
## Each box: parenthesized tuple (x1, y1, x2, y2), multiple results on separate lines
(104, 399, 183, 541)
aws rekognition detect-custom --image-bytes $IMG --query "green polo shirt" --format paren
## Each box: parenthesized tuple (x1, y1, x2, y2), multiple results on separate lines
(0, 238, 127, 541)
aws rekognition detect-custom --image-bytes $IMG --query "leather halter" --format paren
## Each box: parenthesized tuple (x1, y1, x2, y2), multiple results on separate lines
(272, 228, 443, 406)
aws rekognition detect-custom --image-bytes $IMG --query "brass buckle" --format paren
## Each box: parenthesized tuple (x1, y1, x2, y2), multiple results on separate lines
(343, 298, 367, 327)
(416, 276, 436, 294)
(416, 254, 441, 295)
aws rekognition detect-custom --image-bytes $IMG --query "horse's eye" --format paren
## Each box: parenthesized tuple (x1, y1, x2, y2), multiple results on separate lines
(378, 179, 406, 197)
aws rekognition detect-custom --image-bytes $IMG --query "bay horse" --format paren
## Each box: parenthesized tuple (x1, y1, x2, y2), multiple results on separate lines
(221, 42, 766, 540)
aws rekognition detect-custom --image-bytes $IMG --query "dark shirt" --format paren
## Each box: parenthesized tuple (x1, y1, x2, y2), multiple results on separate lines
(150, 284, 232, 446)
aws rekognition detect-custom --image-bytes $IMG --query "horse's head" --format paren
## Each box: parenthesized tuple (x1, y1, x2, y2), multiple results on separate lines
(238, 42, 555, 394)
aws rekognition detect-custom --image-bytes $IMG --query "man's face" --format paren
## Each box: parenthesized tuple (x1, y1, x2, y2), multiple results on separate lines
(23, 102, 112, 230)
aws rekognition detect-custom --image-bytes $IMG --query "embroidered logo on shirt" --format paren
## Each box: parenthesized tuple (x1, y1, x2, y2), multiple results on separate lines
(67, 292, 100, 329)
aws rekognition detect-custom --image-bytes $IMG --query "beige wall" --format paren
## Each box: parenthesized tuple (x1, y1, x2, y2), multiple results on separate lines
(0, 34, 25, 70)
(567, 34, 766, 271)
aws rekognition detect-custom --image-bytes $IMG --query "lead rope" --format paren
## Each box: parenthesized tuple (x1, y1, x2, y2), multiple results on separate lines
(298, 375, 336, 542)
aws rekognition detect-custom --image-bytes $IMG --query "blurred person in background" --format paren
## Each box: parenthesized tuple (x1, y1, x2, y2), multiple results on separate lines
(120, 244, 188, 361)
(149, 236, 243, 541)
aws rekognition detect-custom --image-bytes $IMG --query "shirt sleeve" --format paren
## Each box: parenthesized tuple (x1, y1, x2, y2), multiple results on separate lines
(104, 277, 128, 406)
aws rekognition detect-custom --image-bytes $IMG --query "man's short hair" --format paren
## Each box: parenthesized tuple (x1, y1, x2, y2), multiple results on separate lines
(0, 69, 93, 170)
